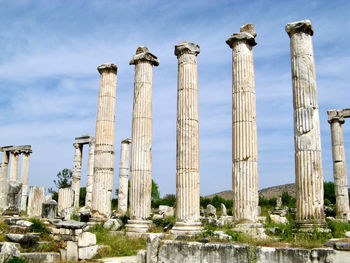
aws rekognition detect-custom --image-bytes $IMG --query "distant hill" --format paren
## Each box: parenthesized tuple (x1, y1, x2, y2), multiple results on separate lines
(204, 183, 296, 200)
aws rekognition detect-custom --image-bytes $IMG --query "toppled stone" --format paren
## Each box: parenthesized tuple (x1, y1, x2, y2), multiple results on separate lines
(78, 232, 96, 247)
(67, 241, 78, 261)
(6, 233, 40, 246)
(158, 205, 174, 217)
(270, 214, 288, 224)
(103, 218, 122, 231)
(79, 245, 98, 260)
(42, 200, 57, 220)
(221, 203, 227, 216)
(55, 220, 86, 229)
(213, 230, 232, 241)
(206, 204, 216, 217)
(16, 220, 32, 227)
(137, 249, 146, 263)
(335, 242, 350, 251)
(146, 234, 162, 263)
(1, 242, 20, 261)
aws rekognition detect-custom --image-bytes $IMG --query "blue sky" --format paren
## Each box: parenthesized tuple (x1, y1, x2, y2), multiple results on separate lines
(0, 0, 349, 197)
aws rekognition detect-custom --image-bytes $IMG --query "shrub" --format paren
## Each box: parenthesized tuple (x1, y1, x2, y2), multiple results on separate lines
(28, 218, 48, 234)
(281, 191, 296, 208)
(5, 258, 28, 263)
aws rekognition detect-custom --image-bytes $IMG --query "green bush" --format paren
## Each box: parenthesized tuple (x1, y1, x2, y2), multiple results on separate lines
(258, 196, 276, 207)
(200, 195, 232, 210)
(152, 216, 175, 228)
(327, 220, 350, 238)
(281, 191, 296, 208)
(5, 258, 28, 263)
(28, 218, 48, 233)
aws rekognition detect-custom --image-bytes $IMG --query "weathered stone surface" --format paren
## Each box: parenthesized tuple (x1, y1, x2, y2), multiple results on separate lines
(20, 153, 30, 211)
(221, 203, 227, 216)
(104, 218, 122, 231)
(55, 220, 86, 229)
(335, 242, 350, 251)
(78, 232, 96, 247)
(57, 188, 74, 217)
(118, 138, 131, 215)
(78, 245, 98, 260)
(16, 220, 32, 227)
(158, 205, 174, 217)
(27, 186, 45, 217)
(127, 47, 158, 233)
(0, 242, 20, 261)
(20, 252, 60, 263)
(4, 180, 22, 215)
(270, 214, 289, 224)
(227, 24, 258, 223)
(42, 200, 57, 219)
(67, 241, 78, 262)
(85, 138, 95, 208)
(136, 249, 146, 263)
(146, 234, 161, 263)
(6, 233, 39, 245)
(71, 143, 83, 208)
(286, 19, 325, 229)
(92, 63, 118, 218)
(206, 204, 216, 217)
(171, 41, 202, 235)
(0, 151, 9, 212)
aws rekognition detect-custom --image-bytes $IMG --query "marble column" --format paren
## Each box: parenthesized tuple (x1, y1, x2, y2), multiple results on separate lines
(171, 41, 201, 235)
(9, 152, 19, 181)
(58, 187, 75, 217)
(20, 152, 31, 211)
(286, 20, 326, 228)
(91, 63, 118, 218)
(85, 138, 95, 208)
(0, 151, 9, 211)
(226, 24, 259, 223)
(118, 138, 131, 215)
(71, 143, 83, 208)
(27, 186, 45, 217)
(126, 46, 159, 233)
(328, 110, 350, 218)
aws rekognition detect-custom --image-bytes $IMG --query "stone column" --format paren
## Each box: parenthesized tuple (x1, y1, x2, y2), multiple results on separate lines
(286, 20, 326, 228)
(85, 138, 95, 208)
(20, 152, 31, 211)
(0, 151, 9, 211)
(126, 47, 159, 233)
(91, 63, 118, 218)
(171, 41, 201, 235)
(9, 152, 19, 181)
(328, 110, 350, 218)
(27, 186, 45, 217)
(118, 138, 131, 215)
(226, 24, 259, 223)
(58, 187, 75, 217)
(71, 143, 83, 208)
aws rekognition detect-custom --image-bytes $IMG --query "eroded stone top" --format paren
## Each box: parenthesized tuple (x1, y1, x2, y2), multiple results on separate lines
(0, 145, 32, 154)
(129, 46, 159, 66)
(226, 32, 257, 47)
(97, 63, 118, 74)
(328, 108, 350, 123)
(174, 41, 200, 57)
(121, 138, 132, 144)
(240, 24, 257, 37)
(285, 19, 313, 37)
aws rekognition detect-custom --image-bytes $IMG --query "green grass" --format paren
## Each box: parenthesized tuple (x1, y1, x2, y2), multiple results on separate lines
(327, 220, 350, 238)
(90, 224, 146, 258)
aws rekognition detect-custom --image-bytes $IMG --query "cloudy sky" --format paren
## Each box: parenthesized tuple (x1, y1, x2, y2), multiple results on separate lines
(0, 0, 349, 197)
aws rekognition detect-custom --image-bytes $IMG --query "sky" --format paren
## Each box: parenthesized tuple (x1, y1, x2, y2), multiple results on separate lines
(0, 0, 349, 197)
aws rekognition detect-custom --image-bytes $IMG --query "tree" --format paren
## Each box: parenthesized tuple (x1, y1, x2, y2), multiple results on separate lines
(53, 169, 72, 189)
(324, 181, 336, 205)
(152, 180, 160, 201)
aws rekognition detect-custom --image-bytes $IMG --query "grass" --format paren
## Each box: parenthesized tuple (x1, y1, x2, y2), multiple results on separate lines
(327, 220, 350, 238)
(90, 223, 146, 258)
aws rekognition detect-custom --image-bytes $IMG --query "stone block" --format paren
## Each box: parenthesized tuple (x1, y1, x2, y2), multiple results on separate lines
(78, 232, 96, 247)
(104, 218, 122, 231)
(137, 249, 146, 263)
(335, 242, 350, 251)
(59, 248, 67, 262)
(66, 241, 78, 262)
(42, 200, 57, 219)
(27, 186, 45, 217)
(0, 242, 20, 260)
(4, 180, 22, 215)
(16, 220, 32, 227)
(78, 245, 98, 260)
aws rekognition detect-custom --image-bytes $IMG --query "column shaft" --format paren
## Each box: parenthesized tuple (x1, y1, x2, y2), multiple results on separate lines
(286, 20, 325, 227)
(9, 152, 19, 181)
(71, 143, 83, 208)
(171, 41, 201, 234)
(227, 25, 258, 223)
(118, 139, 131, 215)
(0, 151, 9, 211)
(329, 119, 350, 218)
(20, 153, 30, 211)
(92, 63, 118, 218)
(85, 139, 95, 208)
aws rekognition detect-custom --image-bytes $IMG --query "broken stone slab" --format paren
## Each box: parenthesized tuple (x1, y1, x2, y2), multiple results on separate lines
(3, 180, 22, 216)
(137, 249, 146, 263)
(158, 205, 174, 217)
(20, 252, 60, 263)
(5, 233, 40, 245)
(146, 234, 162, 263)
(270, 214, 289, 224)
(42, 200, 57, 219)
(78, 232, 96, 247)
(16, 220, 32, 227)
(55, 220, 86, 229)
(206, 204, 216, 217)
(221, 203, 227, 216)
(103, 218, 122, 231)
(0, 242, 20, 261)
(66, 241, 78, 262)
(335, 242, 350, 251)
(78, 245, 99, 260)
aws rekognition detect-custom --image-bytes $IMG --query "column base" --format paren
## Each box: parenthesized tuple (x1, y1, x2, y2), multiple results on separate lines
(126, 219, 152, 233)
(297, 220, 330, 233)
(232, 223, 268, 239)
(170, 221, 202, 236)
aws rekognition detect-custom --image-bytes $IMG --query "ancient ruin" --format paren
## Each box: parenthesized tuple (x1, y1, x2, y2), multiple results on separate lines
(0, 145, 32, 212)
(328, 108, 350, 219)
(70, 135, 95, 209)
(91, 63, 118, 218)
(117, 138, 131, 215)
(286, 20, 326, 229)
(226, 24, 259, 223)
(171, 41, 202, 235)
(127, 46, 159, 233)
(27, 186, 45, 217)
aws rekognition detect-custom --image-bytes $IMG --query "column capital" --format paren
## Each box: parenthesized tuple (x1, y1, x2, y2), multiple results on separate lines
(121, 138, 132, 144)
(97, 63, 118, 74)
(328, 109, 345, 124)
(226, 32, 257, 48)
(129, 46, 159, 66)
(286, 19, 313, 37)
(174, 41, 200, 57)
(73, 143, 81, 149)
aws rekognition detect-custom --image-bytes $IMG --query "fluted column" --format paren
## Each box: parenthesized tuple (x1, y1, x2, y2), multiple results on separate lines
(328, 110, 350, 218)
(286, 20, 326, 228)
(126, 46, 159, 233)
(171, 41, 201, 235)
(20, 152, 31, 211)
(71, 143, 83, 208)
(226, 24, 258, 223)
(118, 138, 131, 215)
(0, 151, 9, 211)
(85, 138, 95, 208)
(9, 152, 19, 181)
(92, 63, 118, 218)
